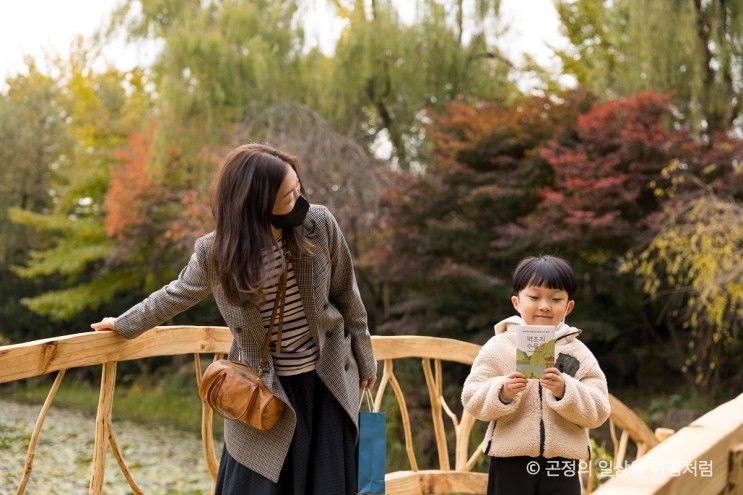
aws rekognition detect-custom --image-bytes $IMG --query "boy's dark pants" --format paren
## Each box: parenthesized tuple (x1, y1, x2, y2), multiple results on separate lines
(487, 456, 581, 495)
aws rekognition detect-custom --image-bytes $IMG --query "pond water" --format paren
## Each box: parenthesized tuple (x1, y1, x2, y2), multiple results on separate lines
(0, 399, 223, 494)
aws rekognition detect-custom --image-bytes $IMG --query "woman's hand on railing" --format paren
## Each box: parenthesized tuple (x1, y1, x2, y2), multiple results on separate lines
(90, 317, 118, 333)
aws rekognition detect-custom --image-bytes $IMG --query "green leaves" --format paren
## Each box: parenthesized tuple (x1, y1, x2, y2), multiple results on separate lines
(1, 51, 153, 322)
(327, 0, 514, 168)
(20, 269, 140, 321)
(12, 241, 112, 279)
(8, 207, 120, 320)
(555, 0, 743, 136)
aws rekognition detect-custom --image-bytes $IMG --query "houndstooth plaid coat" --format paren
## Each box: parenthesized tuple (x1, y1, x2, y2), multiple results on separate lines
(114, 204, 377, 482)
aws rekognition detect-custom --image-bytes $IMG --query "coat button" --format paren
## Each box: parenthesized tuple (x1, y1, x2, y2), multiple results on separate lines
(323, 302, 329, 310)
(235, 327, 242, 333)
(344, 360, 350, 371)
(326, 329, 333, 337)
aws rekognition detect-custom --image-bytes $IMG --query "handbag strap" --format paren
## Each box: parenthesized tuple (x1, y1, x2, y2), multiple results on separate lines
(258, 247, 289, 376)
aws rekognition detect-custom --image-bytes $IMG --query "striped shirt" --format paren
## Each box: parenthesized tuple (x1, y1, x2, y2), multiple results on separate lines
(259, 237, 318, 376)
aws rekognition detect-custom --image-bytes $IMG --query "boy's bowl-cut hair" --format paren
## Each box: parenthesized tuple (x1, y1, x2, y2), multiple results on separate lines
(512, 255, 577, 299)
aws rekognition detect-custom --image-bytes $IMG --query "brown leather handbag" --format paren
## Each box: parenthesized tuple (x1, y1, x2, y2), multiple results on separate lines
(199, 257, 290, 430)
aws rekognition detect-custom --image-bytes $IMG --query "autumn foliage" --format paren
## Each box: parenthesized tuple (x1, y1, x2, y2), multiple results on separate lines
(105, 124, 156, 240)
(530, 92, 678, 247)
(374, 90, 742, 391)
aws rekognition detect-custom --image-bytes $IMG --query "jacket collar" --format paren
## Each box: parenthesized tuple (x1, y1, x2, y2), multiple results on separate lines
(494, 315, 582, 343)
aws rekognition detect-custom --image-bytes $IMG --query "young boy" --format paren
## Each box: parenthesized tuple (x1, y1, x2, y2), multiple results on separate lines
(462, 255, 610, 495)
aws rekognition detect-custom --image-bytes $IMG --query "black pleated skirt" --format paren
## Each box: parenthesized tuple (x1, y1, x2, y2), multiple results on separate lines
(215, 370, 357, 495)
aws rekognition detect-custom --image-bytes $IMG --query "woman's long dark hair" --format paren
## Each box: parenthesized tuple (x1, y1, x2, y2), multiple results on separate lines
(211, 143, 313, 307)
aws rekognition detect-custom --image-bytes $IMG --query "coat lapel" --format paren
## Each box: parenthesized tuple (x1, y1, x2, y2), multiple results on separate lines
(291, 250, 321, 346)
(238, 248, 320, 393)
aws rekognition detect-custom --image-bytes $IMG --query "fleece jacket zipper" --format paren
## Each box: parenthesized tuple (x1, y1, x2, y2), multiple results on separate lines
(538, 383, 545, 455)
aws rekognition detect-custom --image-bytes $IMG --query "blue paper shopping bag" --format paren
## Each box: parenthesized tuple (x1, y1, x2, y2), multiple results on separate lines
(357, 389, 386, 494)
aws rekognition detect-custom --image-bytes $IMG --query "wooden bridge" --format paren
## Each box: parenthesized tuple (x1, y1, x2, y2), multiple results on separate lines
(0, 327, 741, 494)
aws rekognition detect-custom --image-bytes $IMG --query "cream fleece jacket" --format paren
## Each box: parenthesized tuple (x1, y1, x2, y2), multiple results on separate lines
(461, 316, 610, 460)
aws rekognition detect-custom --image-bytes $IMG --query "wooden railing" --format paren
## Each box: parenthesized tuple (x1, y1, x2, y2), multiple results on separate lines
(1, 327, 732, 494)
(0, 326, 231, 495)
(369, 336, 664, 495)
(595, 392, 743, 495)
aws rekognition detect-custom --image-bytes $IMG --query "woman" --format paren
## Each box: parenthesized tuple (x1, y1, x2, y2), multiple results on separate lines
(91, 143, 377, 494)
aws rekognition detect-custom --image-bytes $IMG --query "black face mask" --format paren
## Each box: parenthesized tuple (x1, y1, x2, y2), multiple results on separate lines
(271, 195, 309, 230)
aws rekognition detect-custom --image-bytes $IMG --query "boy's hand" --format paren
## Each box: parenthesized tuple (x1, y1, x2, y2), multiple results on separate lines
(540, 367, 565, 399)
(499, 371, 528, 403)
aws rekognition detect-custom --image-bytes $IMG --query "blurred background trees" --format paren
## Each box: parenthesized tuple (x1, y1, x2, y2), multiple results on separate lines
(556, 0, 742, 137)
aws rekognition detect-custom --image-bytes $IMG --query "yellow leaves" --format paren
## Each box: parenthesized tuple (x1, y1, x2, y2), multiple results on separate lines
(660, 160, 677, 179)
(329, 0, 353, 20)
(626, 193, 742, 389)
(653, 159, 691, 199)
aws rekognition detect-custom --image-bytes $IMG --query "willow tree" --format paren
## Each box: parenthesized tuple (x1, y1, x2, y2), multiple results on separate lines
(109, 0, 312, 183)
(110, 0, 517, 171)
(327, 0, 516, 169)
(556, 0, 743, 136)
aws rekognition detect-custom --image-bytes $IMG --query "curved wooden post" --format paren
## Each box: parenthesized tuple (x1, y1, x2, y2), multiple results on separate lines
(373, 361, 390, 414)
(464, 436, 486, 472)
(457, 412, 481, 471)
(16, 369, 66, 495)
(614, 430, 630, 475)
(89, 361, 117, 494)
(379, 359, 418, 471)
(106, 418, 143, 494)
(422, 358, 450, 470)
(194, 352, 221, 494)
